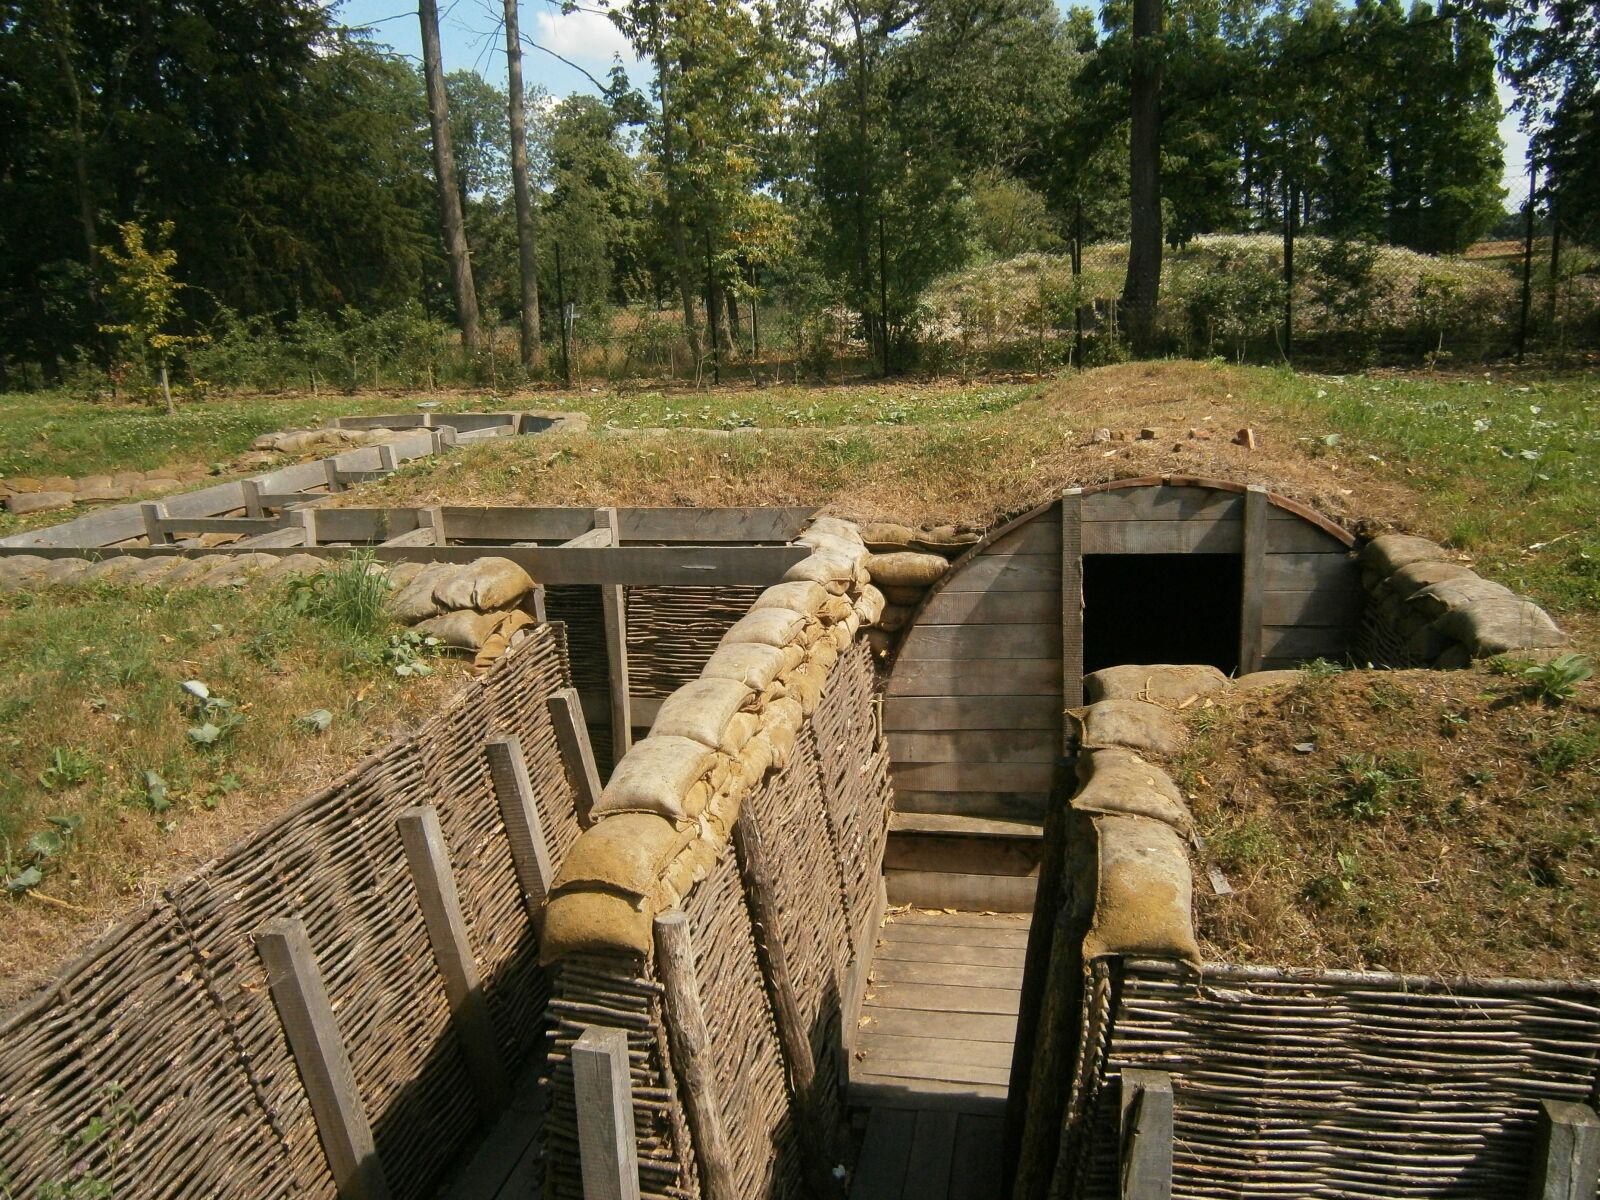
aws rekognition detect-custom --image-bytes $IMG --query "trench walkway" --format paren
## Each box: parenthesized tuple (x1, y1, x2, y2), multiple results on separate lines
(848, 909, 1030, 1198)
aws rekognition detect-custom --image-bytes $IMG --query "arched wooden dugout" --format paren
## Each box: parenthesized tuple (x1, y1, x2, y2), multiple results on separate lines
(881, 478, 1359, 907)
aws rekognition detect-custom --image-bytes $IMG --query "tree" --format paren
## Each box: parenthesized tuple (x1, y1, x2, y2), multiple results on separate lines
(1121, 0, 1164, 350)
(99, 220, 203, 413)
(419, 0, 480, 351)
(503, 0, 542, 369)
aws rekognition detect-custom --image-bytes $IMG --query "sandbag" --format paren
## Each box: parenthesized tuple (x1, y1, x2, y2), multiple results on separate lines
(866, 551, 949, 588)
(434, 556, 534, 612)
(722, 607, 809, 648)
(415, 609, 497, 649)
(125, 557, 183, 584)
(1084, 664, 1230, 708)
(783, 547, 861, 594)
(83, 556, 146, 584)
(752, 580, 829, 618)
(391, 562, 454, 622)
(1073, 749, 1193, 836)
(854, 585, 887, 627)
(862, 521, 919, 552)
(701, 643, 789, 691)
(761, 698, 804, 769)
(649, 677, 756, 750)
(722, 712, 761, 757)
(802, 516, 864, 545)
(594, 735, 715, 821)
(911, 524, 980, 554)
(1080, 813, 1199, 963)
(472, 610, 536, 669)
(878, 604, 914, 633)
(808, 638, 839, 672)
(821, 593, 855, 623)
(1408, 575, 1514, 620)
(386, 560, 429, 590)
(541, 890, 652, 960)
(1076, 699, 1188, 756)
(880, 585, 927, 606)
(262, 553, 329, 582)
(550, 812, 691, 897)
(1435, 597, 1566, 657)
(1386, 558, 1474, 598)
(163, 557, 215, 586)
(1232, 670, 1303, 690)
(1360, 534, 1449, 575)
(36, 557, 92, 585)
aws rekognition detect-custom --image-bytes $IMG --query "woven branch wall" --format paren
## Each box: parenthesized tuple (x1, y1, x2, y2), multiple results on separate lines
(1069, 958, 1600, 1199)
(544, 638, 894, 1200)
(0, 624, 584, 1200)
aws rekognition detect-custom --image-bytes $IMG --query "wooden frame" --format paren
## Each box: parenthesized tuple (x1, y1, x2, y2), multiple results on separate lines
(572, 1027, 642, 1200)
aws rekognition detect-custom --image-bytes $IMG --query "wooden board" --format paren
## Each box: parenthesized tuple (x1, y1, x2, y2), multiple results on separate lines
(891, 791, 1048, 821)
(1261, 589, 1365, 625)
(888, 728, 1057, 766)
(1082, 519, 1242, 554)
(847, 1077, 1007, 1114)
(850, 1055, 1012, 1089)
(938, 554, 1059, 593)
(856, 1032, 1017, 1069)
(1264, 520, 1351, 554)
(889, 762, 1057, 793)
(870, 942, 1033, 971)
(1081, 488, 1243, 522)
(437, 505, 814, 544)
(1261, 624, 1355, 659)
(897, 623, 1061, 659)
(916, 590, 1055, 625)
(874, 924, 1031, 950)
(886, 659, 1059, 697)
(980, 521, 1060, 555)
(882, 696, 1059, 732)
(886, 910, 1031, 929)
(888, 813, 1043, 839)
(882, 834, 1043, 878)
(903, 1109, 960, 1199)
(884, 870, 1037, 913)
(852, 1109, 917, 1198)
(864, 979, 1020, 1015)
(1262, 551, 1356, 590)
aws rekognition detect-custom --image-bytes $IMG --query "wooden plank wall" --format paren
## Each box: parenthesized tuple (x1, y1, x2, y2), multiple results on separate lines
(1258, 509, 1361, 669)
(885, 512, 1063, 823)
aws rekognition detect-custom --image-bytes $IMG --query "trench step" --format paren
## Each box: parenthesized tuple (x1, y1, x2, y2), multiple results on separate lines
(889, 813, 1043, 839)
(883, 814, 1043, 912)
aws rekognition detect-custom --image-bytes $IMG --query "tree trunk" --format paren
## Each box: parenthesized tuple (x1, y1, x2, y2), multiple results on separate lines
(1120, 0, 1164, 354)
(419, 0, 480, 353)
(652, 22, 702, 364)
(504, 0, 542, 370)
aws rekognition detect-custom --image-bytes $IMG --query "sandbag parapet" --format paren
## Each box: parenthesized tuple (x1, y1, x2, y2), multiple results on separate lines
(1355, 533, 1566, 667)
(542, 519, 889, 961)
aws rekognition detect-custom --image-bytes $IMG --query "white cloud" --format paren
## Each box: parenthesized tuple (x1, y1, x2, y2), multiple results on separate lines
(534, 7, 635, 65)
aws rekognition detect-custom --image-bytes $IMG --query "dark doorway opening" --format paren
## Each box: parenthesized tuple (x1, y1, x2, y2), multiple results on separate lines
(1082, 554, 1242, 676)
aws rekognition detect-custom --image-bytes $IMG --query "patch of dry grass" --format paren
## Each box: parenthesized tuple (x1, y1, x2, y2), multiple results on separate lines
(1169, 665, 1600, 977)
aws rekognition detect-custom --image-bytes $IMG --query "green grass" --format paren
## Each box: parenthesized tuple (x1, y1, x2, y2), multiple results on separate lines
(574, 381, 1039, 429)
(1257, 369, 1600, 615)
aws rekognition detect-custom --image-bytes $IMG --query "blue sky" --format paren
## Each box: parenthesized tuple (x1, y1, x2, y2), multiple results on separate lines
(333, 0, 1530, 202)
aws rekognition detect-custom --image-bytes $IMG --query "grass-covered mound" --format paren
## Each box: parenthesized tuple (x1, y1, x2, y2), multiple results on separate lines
(1170, 661, 1600, 978)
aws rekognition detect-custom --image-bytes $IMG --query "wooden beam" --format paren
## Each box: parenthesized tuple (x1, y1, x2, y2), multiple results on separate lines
(241, 478, 265, 519)
(1239, 485, 1268, 674)
(141, 502, 173, 546)
(596, 508, 632, 767)
(323, 457, 345, 493)
(255, 917, 392, 1200)
(377, 443, 399, 473)
(1119, 1069, 1173, 1200)
(562, 526, 615, 549)
(547, 687, 603, 826)
(396, 806, 511, 1118)
(1529, 1099, 1600, 1200)
(484, 735, 554, 919)
(289, 507, 320, 547)
(379, 526, 437, 547)
(572, 1026, 642, 1200)
(732, 816, 845, 1199)
(1061, 489, 1083, 719)
(234, 527, 309, 549)
(652, 911, 740, 1200)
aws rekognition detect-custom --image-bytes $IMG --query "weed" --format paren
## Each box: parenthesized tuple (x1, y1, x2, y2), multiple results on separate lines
(285, 553, 391, 639)
(382, 631, 441, 678)
(1522, 653, 1593, 705)
(1212, 817, 1280, 869)
(1533, 723, 1600, 776)
(1300, 657, 1345, 682)
(38, 748, 93, 791)
(178, 680, 244, 750)
(1305, 850, 1361, 906)
(1367, 679, 1413, 712)
(1335, 752, 1422, 819)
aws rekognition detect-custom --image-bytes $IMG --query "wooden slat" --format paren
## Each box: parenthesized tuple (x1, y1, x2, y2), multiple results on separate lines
(939, 554, 1059, 593)
(981, 521, 1059, 555)
(865, 980, 1020, 1016)
(852, 1108, 916, 1198)
(886, 659, 1059, 697)
(1262, 551, 1355, 591)
(1081, 488, 1243, 522)
(1120, 1069, 1174, 1200)
(547, 688, 603, 826)
(884, 869, 1037, 912)
(903, 1109, 959, 1200)
(436, 505, 815, 544)
(858, 1032, 1016, 1070)
(234, 527, 308, 548)
(895, 623, 1060, 659)
(889, 728, 1057, 766)
(848, 1078, 1007, 1112)
(1260, 624, 1353, 659)
(860, 1008, 1018, 1045)
(871, 941, 1031, 970)
(1260, 589, 1365, 625)
(597, 508, 632, 766)
(255, 918, 392, 1200)
(1238, 485, 1268, 674)
(380, 526, 437, 547)
(883, 834, 1042, 878)
(917, 590, 1055, 625)
(949, 1114, 1006, 1199)
(886, 910, 1032, 930)
(1081, 519, 1241, 555)
(572, 1027, 641, 1200)
(882, 695, 1059, 732)
(1062, 490, 1083, 716)
(890, 762, 1056, 792)
(561, 526, 613, 549)
(1264, 520, 1349, 554)
(888, 813, 1043, 839)
(891, 790, 1048, 821)
(850, 1056, 1012, 1089)
(485, 736, 555, 918)
(876, 925, 1032, 950)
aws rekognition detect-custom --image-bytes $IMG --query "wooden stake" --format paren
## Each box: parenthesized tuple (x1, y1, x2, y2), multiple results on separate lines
(1238, 485, 1267, 674)
(733, 816, 845, 1198)
(572, 1026, 641, 1200)
(377, 443, 399, 473)
(1529, 1099, 1600, 1200)
(241, 478, 265, 520)
(653, 911, 740, 1200)
(140, 502, 172, 546)
(1060, 489, 1084, 718)
(595, 507, 632, 766)
(255, 918, 392, 1200)
(485, 735, 554, 919)
(396, 805, 511, 1117)
(548, 686, 603, 827)
(1120, 1069, 1173, 1200)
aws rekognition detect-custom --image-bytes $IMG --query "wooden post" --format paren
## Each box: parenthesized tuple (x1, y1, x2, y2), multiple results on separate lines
(289, 506, 320, 547)
(485, 735, 554, 919)
(241, 478, 265, 520)
(323, 457, 345, 493)
(1238, 484, 1268, 674)
(419, 505, 446, 545)
(652, 911, 740, 1200)
(548, 686, 603, 826)
(572, 1026, 641, 1200)
(596, 507, 632, 766)
(733, 816, 844, 1198)
(1119, 1069, 1173, 1200)
(377, 443, 399, 473)
(140, 502, 172, 546)
(396, 805, 511, 1117)
(1061, 488, 1084, 717)
(526, 582, 547, 624)
(1528, 1099, 1600, 1200)
(255, 918, 392, 1200)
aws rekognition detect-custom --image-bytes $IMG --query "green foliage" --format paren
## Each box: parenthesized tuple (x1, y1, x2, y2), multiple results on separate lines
(1522, 654, 1594, 704)
(284, 554, 392, 639)
(38, 748, 93, 791)
(179, 680, 244, 750)
(1335, 752, 1422, 820)
(383, 631, 441, 678)
(98, 221, 206, 397)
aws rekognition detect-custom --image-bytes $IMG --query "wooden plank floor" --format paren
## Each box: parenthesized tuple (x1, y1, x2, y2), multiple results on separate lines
(849, 909, 1030, 1199)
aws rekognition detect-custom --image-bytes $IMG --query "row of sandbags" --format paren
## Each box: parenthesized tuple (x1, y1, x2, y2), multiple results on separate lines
(249, 427, 410, 455)
(857, 521, 979, 655)
(540, 518, 887, 960)
(1359, 534, 1566, 667)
